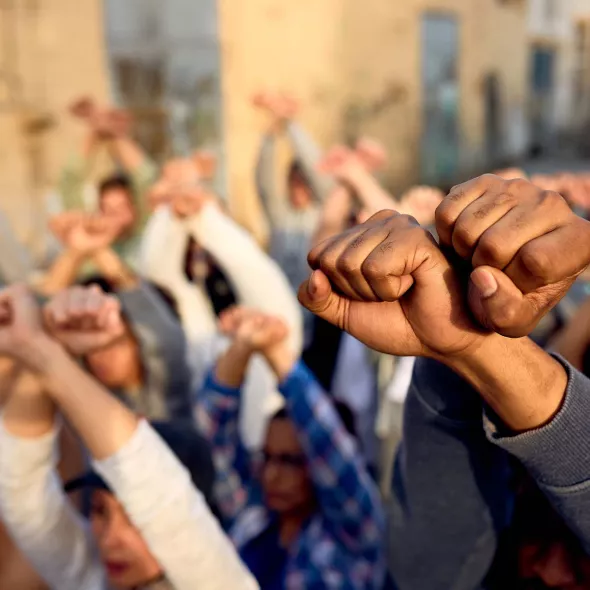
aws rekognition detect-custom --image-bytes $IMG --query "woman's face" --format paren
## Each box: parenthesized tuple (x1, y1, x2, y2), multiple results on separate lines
(90, 490, 163, 589)
(261, 417, 315, 515)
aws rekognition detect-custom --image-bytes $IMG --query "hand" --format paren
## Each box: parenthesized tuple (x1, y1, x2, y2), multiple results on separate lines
(191, 150, 217, 181)
(49, 211, 87, 245)
(252, 92, 299, 125)
(355, 137, 388, 172)
(317, 145, 366, 185)
(105, 108, 133, 137)
(162, 158, 200, 187)
(0, 284, 49, 368)
(171, 185, 214, 219)
(66, 215, 120, 254)
(43, 285, 126, 356)
(299, 211, 482, 359)
(148, 179, 174, 210)
(219, 306, 288, 353)
(492, 167, 527, 180)
(398, 185, 444, 226)
(435, 174, 590, 336)
(69, 96, 96, 120)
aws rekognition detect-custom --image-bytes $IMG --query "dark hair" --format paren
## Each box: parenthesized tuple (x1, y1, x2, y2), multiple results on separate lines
(272, 399, 357, 441)
(98, 173, 133, 199)
(287, 160, 311, 189)
(79, 275, 180, 321)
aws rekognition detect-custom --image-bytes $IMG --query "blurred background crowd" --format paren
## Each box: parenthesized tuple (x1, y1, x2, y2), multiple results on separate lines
(0, 1, 590, 590)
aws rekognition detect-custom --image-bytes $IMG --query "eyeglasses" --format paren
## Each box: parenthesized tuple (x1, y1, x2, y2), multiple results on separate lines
(258, 450, 307, 471)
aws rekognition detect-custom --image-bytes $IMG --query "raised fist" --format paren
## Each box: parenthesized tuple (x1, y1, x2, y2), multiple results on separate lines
(69, 96, 96, 120)
(435, 174, 590, 336)
(317, 145, 365, 184)
(219, 306, 288, 353)
(355, 137, 388, 172)
(65, 215, 120, 253)
(0, 284, 45, 366)
(299, 211, 480, 359)
(43, 285, 126, 356)
(398, 185, 444, 226)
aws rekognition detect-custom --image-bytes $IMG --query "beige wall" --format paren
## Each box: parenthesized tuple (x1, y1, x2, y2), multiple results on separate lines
(0, 0, 110, 258)
(218, 0, 529, 235)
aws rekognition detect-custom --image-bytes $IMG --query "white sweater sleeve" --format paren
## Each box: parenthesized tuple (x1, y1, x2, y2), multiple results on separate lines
(139, 206, 217, 345)
(184, 204, 303, 354)
(93, 420, 259, 590)
(0, 419, 104, 590)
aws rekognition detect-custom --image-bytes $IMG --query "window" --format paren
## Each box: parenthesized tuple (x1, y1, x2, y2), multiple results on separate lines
(104, 0, 223, 166)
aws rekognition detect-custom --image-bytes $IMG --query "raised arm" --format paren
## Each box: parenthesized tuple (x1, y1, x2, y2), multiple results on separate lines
(388, 357, 513, 590)
(0, 298, 102, 590)
(0, 284, 258, 590)
(285, 120, 334, 203)
(180, 192, 303, 354)
(139, 205, 217, 344)
(262, 327, 385, 561)
(194, 309, 261, 525)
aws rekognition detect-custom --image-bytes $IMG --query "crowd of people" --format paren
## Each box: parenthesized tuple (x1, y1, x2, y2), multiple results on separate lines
(0, 92, 588, 590)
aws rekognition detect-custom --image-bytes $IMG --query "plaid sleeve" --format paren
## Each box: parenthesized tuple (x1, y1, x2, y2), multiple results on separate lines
(280, 361, 385, 553)
(194, 370, 252, 529)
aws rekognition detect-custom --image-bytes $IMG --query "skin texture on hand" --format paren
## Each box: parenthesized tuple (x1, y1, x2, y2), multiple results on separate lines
(43, 285, 126, 356)
(435, 174, 590, 337)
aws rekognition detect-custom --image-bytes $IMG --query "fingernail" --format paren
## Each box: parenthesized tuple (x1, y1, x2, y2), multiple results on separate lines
(308, 271, 319, 297)
(471, 268, 498, 299)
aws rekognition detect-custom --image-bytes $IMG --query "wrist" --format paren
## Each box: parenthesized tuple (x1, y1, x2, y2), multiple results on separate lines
(444, 334, 568, 431)
(263, 344, 297, 383)
(16, 333, 66, 376)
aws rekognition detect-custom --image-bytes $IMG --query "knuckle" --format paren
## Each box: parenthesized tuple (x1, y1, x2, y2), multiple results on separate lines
(539, 189, 568, 213)
(335, 255, 358, 277)
(361, 258, 387, 281)
(518, 244, 554, 280)
(506, 177, 530, 194)
(434, 203, 457, 230)
(475, 233, 507, 266)
(452, 221, 478, 252)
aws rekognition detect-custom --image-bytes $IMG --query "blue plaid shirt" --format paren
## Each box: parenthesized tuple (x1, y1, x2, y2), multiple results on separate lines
(195, 361, 385, 589)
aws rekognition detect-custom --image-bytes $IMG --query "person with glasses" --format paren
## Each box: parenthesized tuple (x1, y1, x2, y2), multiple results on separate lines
(195, 306, 385, 590)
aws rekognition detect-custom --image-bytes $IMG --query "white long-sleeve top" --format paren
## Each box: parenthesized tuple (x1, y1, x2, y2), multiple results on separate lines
(0, 418, 258, 590)
(140, 204, 303, 449)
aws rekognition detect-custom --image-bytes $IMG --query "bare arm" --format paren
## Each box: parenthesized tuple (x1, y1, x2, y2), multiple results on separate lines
(91, 247, 138, 290)
(36, 250, 87, 296)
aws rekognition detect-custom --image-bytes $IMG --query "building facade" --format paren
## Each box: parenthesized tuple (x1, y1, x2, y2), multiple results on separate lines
(4, 0, 589, 250)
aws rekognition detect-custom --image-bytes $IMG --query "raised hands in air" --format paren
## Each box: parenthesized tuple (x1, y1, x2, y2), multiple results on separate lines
(299, 174, 590, 360)
(43, 285, 126, 356)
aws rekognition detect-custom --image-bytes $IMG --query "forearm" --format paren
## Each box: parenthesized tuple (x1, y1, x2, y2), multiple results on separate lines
(37, 250, 87, 296)
(346, 169, 396, 213)
(35, 337, 138, 460)
(447, 335, 567, 432)
(92, 247, 138, 290)
(215, 342, 255, 388)
(312, 185, 353, 247)
(107, 136, 147, 173)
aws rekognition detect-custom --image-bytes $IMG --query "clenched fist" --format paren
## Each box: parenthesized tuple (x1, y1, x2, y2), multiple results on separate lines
(43, 285, 126, 356)
(299, 211, 482, 359)
(436, 174, 590, 336)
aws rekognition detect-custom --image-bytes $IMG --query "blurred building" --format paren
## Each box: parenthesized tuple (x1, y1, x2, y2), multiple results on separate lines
(527, 0, 590, 153)
(2, 0, 590, 253)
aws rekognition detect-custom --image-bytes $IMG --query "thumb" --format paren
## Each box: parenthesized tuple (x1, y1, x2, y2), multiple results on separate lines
(468, 266, 538, 338)
(298, 270, 349, 330)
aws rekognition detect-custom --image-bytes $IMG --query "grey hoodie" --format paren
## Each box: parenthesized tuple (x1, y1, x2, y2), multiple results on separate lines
(388, 355, 590, 590)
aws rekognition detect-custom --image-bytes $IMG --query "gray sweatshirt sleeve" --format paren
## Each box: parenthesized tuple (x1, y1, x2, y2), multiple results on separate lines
(286, 121, 335, 204)
(255, 133, 285, 226)
(94, 420, 259, 590)
(0, 419, 104, 590)
(485, 357, 590, 553)
(389, 358, 513, 590)
(118, 282, 193, 420)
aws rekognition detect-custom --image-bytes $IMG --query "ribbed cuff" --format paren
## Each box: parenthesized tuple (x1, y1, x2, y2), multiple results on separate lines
(485, 356, 590, 487)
